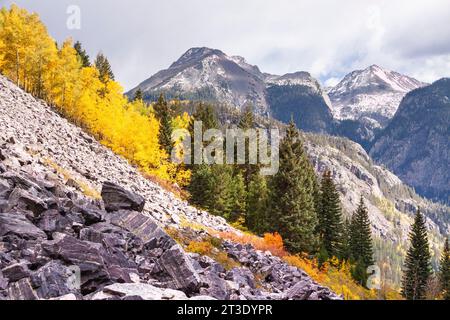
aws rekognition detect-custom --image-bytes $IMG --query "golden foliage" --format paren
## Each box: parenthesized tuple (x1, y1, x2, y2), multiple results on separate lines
(186, 241, 214, 255)
(0, 5, 189, 187)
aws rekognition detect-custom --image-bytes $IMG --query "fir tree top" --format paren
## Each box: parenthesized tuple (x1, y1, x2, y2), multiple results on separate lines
(74, 41, 90, 68)
(133, 88, 143, 102)
(350, 196, 374, 266)
(402, 209, 432, 300)
(94, 52, 115, 83)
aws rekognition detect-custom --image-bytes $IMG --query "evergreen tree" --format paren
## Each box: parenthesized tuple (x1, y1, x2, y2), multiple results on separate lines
(246, 173, 269, 234)
(402, 209, 432, 300)
(153, 94, 174, 156)
(339, 218, 352, 261)
(229, 170, 247, 222)
(317, 170, 344, 259)
(133, 88, 143, 101)
(74, 41, 90, 67)
(439, 238, 450, 300)
(94, 52, 114, 83)
(349, 196, 374, 286)
(190, 102, 219, 133)
(188, 164, 245, 221)
(268, 120, 318, 253)
(187, 102, 220, 166)
(238, 104, 259, 189)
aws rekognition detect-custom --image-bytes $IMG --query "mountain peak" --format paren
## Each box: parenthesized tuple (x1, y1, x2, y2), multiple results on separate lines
(367, 64, 383, 71)
(329, 66, 427, 127)
(170, 47, 225, 68)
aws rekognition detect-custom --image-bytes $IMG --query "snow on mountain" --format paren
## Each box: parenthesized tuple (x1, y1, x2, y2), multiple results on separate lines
(329, 65, 427, 127)
(127, 47, 327, 116)
(128, 47, 270, 113)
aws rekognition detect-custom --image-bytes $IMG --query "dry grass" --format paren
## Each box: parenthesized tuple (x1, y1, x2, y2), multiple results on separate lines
(43, 158, 101, 199)
(144, 173, 189, 200)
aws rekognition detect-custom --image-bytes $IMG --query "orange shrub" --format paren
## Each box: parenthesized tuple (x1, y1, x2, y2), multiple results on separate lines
(213, 231, 287, 257)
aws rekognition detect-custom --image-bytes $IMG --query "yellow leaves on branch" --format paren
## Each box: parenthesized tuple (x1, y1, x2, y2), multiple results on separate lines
(0, 4, 188, 185)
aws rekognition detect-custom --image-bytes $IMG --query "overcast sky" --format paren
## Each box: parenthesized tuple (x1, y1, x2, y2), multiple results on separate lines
(2, 0, 450, 90)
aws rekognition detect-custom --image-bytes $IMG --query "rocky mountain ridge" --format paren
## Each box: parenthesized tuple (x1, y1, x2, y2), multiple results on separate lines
(127, 47, 332, 122)
(0, 75, 339, 300)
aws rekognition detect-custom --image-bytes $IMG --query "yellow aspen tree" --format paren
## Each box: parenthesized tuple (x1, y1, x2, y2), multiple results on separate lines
(0, 5, 29, 86)
(46, 39, 81, 111)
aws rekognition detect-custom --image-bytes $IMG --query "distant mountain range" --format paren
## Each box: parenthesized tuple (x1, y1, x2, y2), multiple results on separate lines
(128, 47, 449, 204)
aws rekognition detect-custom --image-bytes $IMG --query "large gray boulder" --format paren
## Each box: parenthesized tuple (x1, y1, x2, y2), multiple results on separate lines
(41, 233, 137, 293)
(7, 278, 39, 300)
(0, 212, 47, 240)
(7, 187, 48, 215)
(101, 182, 145, 212)
(30, 261, 78, 299)
(1, 261, 31, 282)
(159, 244, 201, 294)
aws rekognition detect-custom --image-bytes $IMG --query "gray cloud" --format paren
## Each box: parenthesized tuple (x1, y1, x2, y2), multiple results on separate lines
(3, 0, 450, 89)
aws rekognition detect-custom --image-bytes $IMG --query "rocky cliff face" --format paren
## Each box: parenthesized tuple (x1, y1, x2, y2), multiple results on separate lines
(0, 75, 339, 300)
(370, 78, 450, 205)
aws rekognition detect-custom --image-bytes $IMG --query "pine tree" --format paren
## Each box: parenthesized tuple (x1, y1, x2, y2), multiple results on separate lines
(133, 88, 143, 101)
(317, 170, 344, 259)
(74, 41, 90, 67)
(238, 104, 259, 189)
(439, 238, 450, 300)
(187, 102, 220, 166)
(153, 94, 173, 156)
(246, 173, 269, 234)
(402, 209, 432, 300)
(94, 52, 114, 83)
(340, 218, 352, 261)
(268, 120, 318, 253)
(349, 196, 374, 286)
(188, 164, 245, 221)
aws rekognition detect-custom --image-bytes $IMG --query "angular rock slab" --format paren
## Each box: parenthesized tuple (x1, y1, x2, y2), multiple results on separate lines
(96, 283, 189, 300)
(109, 210, 176, 250)
(101, 182, 145, 212)
(159, 244, 201, 294)
(7, 278, 39, 300)
(30, 261, 77, 299)
(41, 233, 136, 293)
(0, 212, 47, 240)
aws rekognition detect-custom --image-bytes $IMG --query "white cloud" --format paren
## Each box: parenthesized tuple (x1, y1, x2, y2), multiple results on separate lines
(4, 0, 450, 89)
(324, 77, 341, 88)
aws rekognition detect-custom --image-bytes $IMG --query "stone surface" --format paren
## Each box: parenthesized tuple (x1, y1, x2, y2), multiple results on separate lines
(159, 244, 201, 294)
(98, 283, 188, 300)
(101, 182, 145, 212)
(0, 212, 47, 240)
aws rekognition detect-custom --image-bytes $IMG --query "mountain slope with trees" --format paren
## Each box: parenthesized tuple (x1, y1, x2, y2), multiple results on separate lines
(370, 78, 450, 204)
